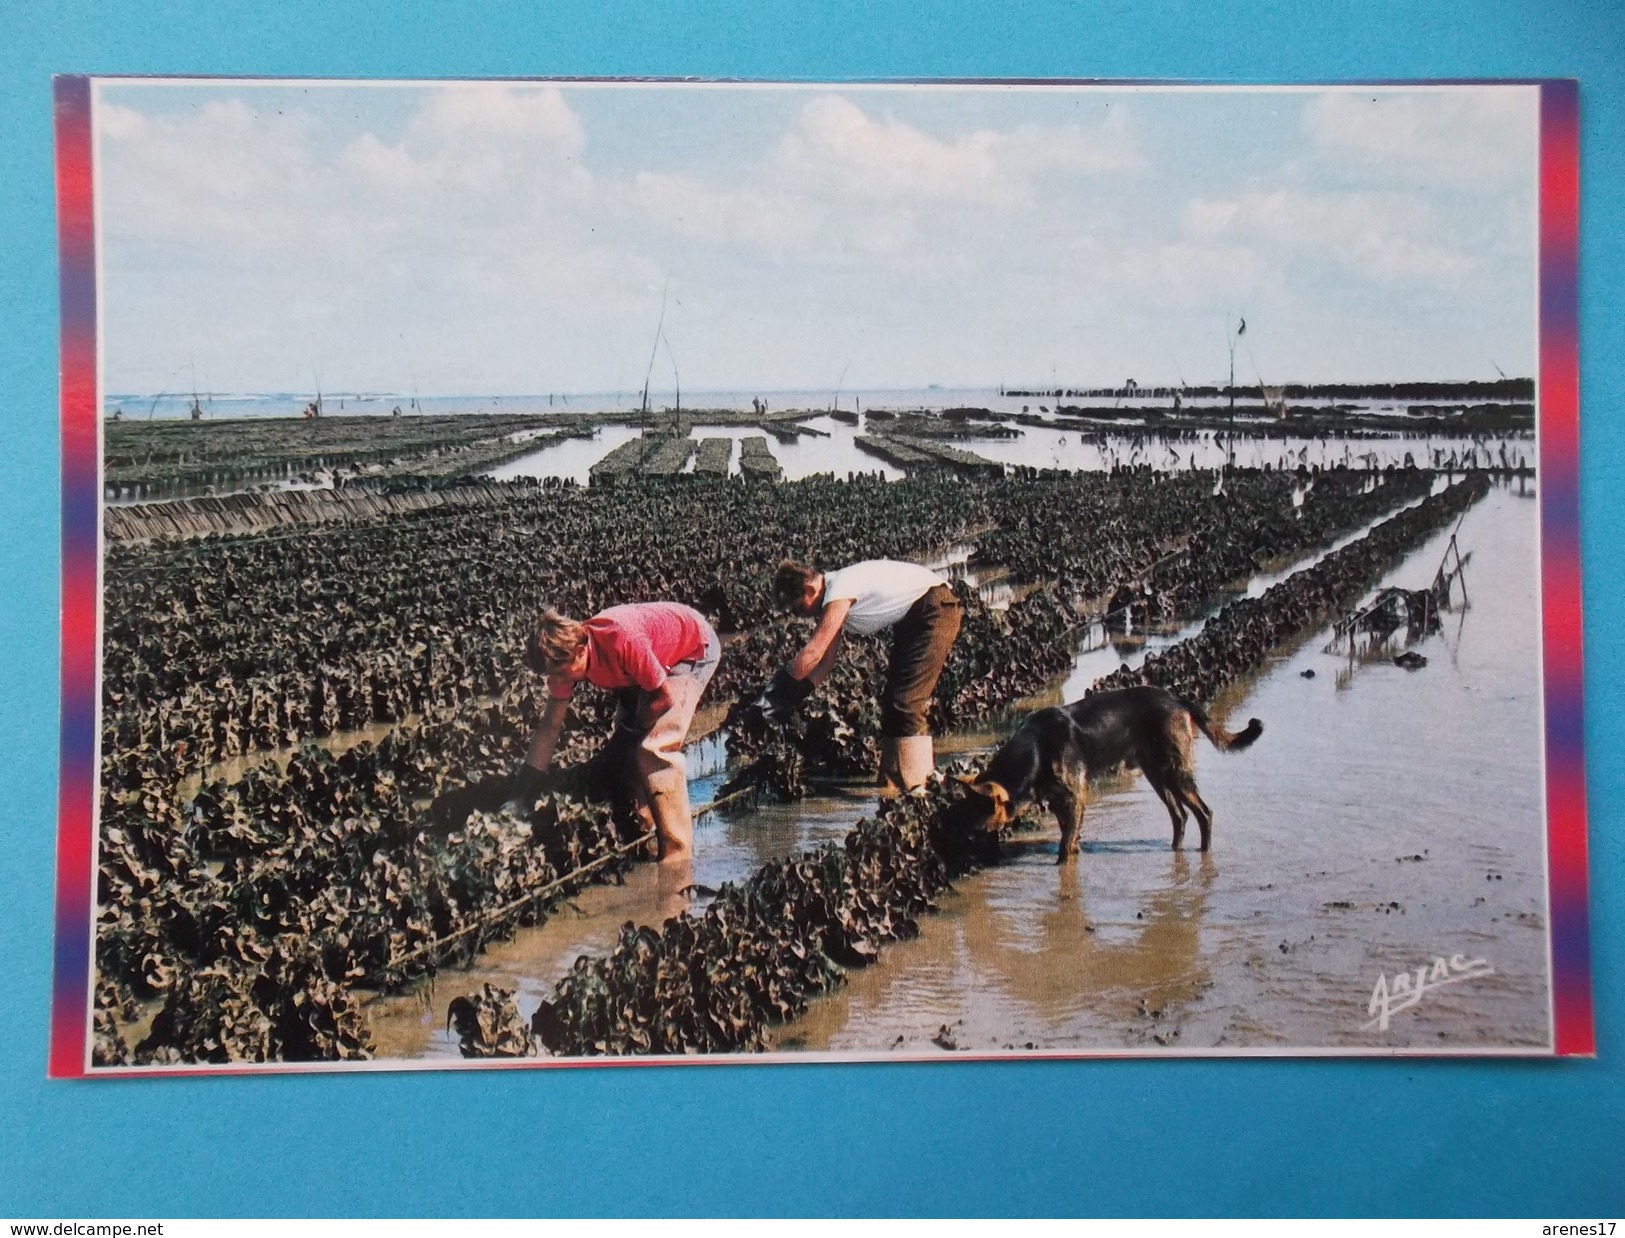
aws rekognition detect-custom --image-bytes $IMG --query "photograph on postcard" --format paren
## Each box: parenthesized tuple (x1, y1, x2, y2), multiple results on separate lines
(55, 77, 1590, 1072)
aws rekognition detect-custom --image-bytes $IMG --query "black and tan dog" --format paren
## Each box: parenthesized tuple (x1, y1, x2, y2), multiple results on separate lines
(949, 685, 1262, 861)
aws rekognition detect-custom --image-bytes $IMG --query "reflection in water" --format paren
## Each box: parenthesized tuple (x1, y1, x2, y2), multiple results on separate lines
(962, 427, 1530, 475)
(484, 424, 642, 485)
(1058, 485, 1439, 702)
(784, 481, 1548, 1054)
(486, 417, 1529, 487)
(489, 418, 908, 483)
(782, 850, 1214, 1051)
(999, 852, 1214, 1027)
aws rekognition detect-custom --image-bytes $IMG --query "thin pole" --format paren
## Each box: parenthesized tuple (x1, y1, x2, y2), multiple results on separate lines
(640, 279, 670, 425)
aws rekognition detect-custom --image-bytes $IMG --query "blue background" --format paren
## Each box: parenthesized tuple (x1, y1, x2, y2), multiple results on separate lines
(2, 0, 1621, 1218)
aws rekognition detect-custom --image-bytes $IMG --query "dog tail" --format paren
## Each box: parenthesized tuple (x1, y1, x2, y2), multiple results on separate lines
(1184, 699, 1263, 751)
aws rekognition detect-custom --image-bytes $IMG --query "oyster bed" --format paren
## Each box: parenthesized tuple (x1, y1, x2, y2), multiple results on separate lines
(446, 478, 1489, 1058)
(92, 465, 1476, 1065)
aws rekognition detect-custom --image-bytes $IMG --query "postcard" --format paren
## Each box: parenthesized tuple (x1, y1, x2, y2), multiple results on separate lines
(51, 76, 1591, 1073)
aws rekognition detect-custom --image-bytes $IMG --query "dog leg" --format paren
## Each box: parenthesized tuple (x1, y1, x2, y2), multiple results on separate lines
(1053, 791, 1085, 865)
(1144, 766, 1188, 850)
(1177, 777, 1215, 851)
(1165, 789, 1189, 851)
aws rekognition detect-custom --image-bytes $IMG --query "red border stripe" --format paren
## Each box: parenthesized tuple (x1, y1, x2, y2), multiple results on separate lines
(52, 74, 96, 1079)
(48, 78, 1594, 1072)
(1537, 80, 1593, 1056)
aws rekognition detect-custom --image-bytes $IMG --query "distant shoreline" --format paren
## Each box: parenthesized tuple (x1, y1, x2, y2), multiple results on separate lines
(106, 377, 1534, 407)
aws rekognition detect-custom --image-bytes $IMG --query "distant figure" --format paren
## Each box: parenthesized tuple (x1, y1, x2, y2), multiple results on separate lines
(392, 406, 402, 417)
(303, 402, 319, 419)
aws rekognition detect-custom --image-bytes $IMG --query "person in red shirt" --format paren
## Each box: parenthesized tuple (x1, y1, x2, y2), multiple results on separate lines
(513, 601, 720, 863)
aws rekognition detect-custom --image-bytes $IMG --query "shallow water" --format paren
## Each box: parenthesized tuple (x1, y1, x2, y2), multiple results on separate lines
(365, 782, 879, 1060)
(1054, 477, 1452, 701)
(483, 424, 643, 485)
(113, 386, 1518, 424)
(483, 416, 1528, 485)
(365, 481, 1549, 1058)
(780, 482, 1548, 1054)
(486, 416, 907, 483)
(107, 401, 1529, 505)
(965, 428, 1529, 475)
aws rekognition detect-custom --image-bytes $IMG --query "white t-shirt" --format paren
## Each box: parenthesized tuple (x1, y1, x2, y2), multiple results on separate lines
(822, 560, 947, 636)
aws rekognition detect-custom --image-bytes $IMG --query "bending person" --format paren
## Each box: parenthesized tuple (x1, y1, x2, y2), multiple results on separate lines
(515, 602, 719, 863)
(762, 560, 962, 792)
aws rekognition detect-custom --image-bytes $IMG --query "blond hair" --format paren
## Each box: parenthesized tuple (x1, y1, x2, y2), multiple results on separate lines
(523, 609, 587, 674)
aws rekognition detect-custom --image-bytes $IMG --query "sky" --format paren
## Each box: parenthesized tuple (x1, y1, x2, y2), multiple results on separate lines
(93, 80, 1541, 397)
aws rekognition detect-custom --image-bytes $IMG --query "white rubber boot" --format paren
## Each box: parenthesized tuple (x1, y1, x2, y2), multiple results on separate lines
(895, 735, 936, 791)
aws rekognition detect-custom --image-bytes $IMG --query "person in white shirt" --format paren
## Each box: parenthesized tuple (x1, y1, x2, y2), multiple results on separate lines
(758, 559, 963, 791)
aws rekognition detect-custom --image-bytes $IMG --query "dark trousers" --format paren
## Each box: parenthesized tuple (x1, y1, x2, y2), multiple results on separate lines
(882, 584, 962, 737)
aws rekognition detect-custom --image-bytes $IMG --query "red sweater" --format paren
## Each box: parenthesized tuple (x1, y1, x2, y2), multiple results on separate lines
(548, 602, 712, 699)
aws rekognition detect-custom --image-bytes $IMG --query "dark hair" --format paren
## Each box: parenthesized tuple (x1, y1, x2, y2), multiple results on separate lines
(772, 561, 820, 609)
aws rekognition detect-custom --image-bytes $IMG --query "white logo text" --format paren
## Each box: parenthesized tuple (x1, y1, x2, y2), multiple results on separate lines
(1363, 954, 1494, 1031)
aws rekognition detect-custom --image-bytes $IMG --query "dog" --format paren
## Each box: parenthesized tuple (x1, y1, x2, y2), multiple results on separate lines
(948, 685, 1261, 862)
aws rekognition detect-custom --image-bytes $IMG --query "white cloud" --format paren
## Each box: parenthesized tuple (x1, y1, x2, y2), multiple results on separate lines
(408, 84, 586, 154)
(1185, 188, 1473, 283)
(624, 94, 1140, 273)
(343, 85, 593, 206)
(1303, 89, 1536, 186)
(97, 87, 647, 394)
(774, 95, 1013, 204)
(770, 94, 1140, 206)
(629, 168, 921, 259)
(1001, 109, 1143, 179)
(94, 84, 1535, 392)
(338, 131, 418, 190)
(98, 100, 323, 246)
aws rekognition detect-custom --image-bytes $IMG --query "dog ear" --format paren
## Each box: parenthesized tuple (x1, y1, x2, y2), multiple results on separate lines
(972, 780, 1010, 807)
(962, 780, 1011, 815)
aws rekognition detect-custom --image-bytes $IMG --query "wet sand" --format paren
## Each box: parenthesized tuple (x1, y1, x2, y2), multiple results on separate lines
(367, 481, 1548, 1058)
(782, 482, 1549, 1054)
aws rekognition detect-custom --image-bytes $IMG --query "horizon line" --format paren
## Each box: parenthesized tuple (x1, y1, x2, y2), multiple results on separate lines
(105, 377, 1537, 402)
